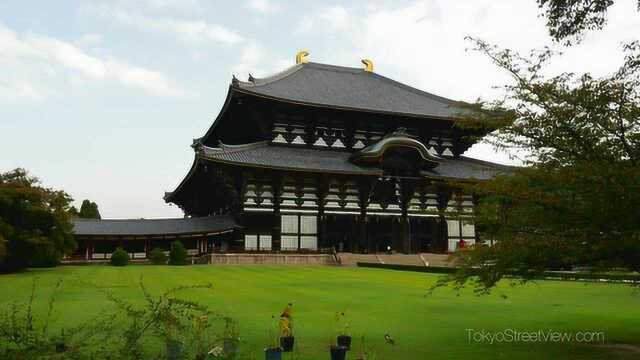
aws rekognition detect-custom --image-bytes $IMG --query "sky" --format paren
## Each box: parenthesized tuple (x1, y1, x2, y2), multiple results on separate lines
(1, 0, 638, 218)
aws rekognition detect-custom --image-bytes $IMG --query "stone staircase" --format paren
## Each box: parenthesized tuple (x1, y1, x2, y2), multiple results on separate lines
(337, 252, 456, 268)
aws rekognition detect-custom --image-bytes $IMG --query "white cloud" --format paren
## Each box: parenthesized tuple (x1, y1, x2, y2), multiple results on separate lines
(232, 43, 266, 77)
(322, 6, 349, 30)
(76, 33, 103, 46)
(0, 22, 193, 101)
(232, 42, 292, 80)
(297, 5, 349, 33)
(246, 0, 282, 13)
(104, 58, 192, 97)
(0, 81, 49, 102)
(90, 5, 243, 44)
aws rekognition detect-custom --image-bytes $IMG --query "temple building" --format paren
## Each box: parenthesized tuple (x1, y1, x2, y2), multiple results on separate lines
(71, 52, 511, 261)
(165, 52, 512, 254)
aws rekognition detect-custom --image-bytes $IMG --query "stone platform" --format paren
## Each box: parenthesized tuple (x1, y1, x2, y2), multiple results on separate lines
(207, 253, 338, 266)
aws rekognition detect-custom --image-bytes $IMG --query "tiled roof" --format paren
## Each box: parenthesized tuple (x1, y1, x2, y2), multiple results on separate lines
(72, 215, 238, 236)
(199, 142, 513, 180)
(235, 62, 469, 119)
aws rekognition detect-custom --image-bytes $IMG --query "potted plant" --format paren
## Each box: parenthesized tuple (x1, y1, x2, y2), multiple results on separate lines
(278, 303, 294, 352)
(335, 312, 351, 350)
(264, 315, 282, 360)
(222, 317, 240, 359)
(163, 318, 185, 360)
(54, 329, 67, 353)
(329, 340, 348, 360)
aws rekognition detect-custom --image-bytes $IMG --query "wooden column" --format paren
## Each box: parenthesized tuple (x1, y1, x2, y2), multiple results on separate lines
(357, 179, 374, 253)
(436, 185, 452, 253)
(316, 176, 329, 249)
(399, 179, 417, 254)
(271, 175, 283, 251)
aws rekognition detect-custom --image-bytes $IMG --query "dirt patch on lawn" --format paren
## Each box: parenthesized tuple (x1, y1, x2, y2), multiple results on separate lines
(586, 343, 640, 358)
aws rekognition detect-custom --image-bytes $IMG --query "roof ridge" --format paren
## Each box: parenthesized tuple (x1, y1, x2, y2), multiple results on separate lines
(240, 60, 458, 106)
(236, 63, 304, 87)
(368, 71, 458, 106)
(72, 215, 232, 223)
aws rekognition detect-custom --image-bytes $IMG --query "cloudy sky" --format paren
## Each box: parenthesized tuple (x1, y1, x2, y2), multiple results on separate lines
(1, 0, 638, 218)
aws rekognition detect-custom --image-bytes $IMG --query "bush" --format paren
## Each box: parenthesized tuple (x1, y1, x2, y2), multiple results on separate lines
(29, 243, 62, 268)
(168, 241, 188, 266)
(110, 248, 129, 266)
(149, 248, 168, 265)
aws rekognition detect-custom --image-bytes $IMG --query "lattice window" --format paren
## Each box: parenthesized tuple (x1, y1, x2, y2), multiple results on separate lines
(280, 214, 318, 250)
(244, 235, 258, 251)
(260, 235, 272, 251)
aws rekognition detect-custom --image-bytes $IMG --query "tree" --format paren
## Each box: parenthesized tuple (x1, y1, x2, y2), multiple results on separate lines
(437, 38, 640, 293)
(0, 234, 6, 263)
(110, 247, 129, 266)
(0, 169, 76, 272)
(78, 200, 101, 219)
(537, 0, 640, 45)
(168, 241, 188, 265)
(149, 248, 168, 265)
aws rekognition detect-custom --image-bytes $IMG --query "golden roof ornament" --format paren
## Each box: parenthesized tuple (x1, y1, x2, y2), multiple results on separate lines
(361, 59, 374, 72)
(295, 50, 309, 64)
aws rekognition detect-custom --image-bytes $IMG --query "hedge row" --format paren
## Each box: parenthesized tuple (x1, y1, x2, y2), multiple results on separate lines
(357, 262, 458, 274)
(356, 262, 640, 283)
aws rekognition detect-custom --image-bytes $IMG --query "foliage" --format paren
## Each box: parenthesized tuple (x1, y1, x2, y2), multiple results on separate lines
(0, 234, 7, 263)
(0, 275, 231, 360)
(28, 242, 62, 268)
(0, 168, 76, 273)
(110, 248, 129, 267)
(148, 248, 168, 265)
(168, 241, 188, 266)
(78, 200, 101, 219)
(0, 278, 121, 360)
(442, 38, 640, 293)
(536, 0, 631, 44)
(96, 278, 217, 359)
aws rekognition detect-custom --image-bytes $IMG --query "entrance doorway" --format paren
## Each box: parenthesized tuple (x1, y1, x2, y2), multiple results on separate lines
(367, 216, 394, 252)
(325, 215, 358, 252)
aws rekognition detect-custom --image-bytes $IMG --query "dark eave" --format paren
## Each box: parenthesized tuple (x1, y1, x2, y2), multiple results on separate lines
(72, 215, 239, 237)
(195, 142, 513, 181)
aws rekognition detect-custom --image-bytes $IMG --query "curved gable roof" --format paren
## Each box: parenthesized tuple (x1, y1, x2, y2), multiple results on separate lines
(234, 62, 468, 119)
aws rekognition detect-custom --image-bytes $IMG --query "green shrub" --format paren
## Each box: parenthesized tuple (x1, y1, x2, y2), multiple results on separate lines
(29, 243, 62, 268)
(110, 248, 129, 266)
(168, 241, 188, 266)
(149, 248, 168, 265)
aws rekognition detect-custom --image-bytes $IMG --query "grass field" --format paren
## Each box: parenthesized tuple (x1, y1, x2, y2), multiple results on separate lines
(1, 265, 639, 359)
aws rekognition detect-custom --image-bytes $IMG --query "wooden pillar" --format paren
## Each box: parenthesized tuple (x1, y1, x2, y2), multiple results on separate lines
(357, 179, 373, 253)
(316, 176, 329, 250)
(398, 179, 417, 254)
(84, 238, 90, 260)
(271, 175, 283, 251)
(358, 215, 368, 253)
(436, 185, 452, 253)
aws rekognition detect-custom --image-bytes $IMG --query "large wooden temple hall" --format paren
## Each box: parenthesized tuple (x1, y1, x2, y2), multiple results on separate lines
(71, 52, 512, 260)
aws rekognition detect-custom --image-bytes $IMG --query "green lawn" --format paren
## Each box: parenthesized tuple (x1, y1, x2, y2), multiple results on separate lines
(1, 265, 639, 359)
